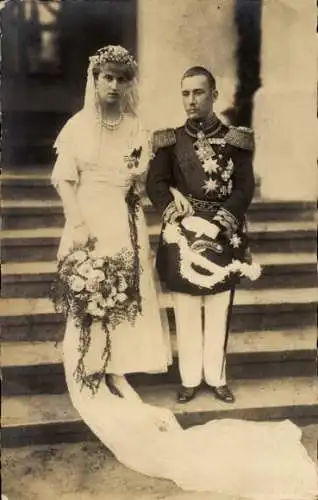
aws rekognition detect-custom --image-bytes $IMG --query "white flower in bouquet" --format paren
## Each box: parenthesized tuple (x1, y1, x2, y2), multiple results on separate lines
(86, 293, 105, 313)
(117, 275, 128, 292)
(105, 297, 115, 308)
(55, 302, 65, 314)
(77, 261, 94, 278)
(87, 300, 104, 318)
(104, 278, 114, 289)
(86, 280, 100, 293)
(70, 250, 87, 263)
(116, 292, 128, 303)
(86, 270, 105, 292)
(92, 258, 104, 269)
(87, 269, 105, 282)
(69, 276, 86, 293)
(93, 293, 108, 308)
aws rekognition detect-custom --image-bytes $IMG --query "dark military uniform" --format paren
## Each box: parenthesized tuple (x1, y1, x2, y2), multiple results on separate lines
(146, 114, 255, 389)
(147, 114, 255, 296)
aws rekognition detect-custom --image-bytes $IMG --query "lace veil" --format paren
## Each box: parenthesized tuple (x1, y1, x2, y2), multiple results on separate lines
(54, 46, 139, 156)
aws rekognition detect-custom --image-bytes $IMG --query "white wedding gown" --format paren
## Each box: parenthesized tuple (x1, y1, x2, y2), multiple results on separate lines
(63, 321, 318, 500)
(52, 111, 171, 378)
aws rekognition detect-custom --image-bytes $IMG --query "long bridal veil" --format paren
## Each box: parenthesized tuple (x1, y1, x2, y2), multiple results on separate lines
(63, 324, 318, 500)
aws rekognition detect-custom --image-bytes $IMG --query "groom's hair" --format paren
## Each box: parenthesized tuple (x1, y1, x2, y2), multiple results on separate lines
(181, 66, 216, 90)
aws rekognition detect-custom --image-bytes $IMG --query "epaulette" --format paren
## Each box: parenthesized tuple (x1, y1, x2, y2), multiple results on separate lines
(152, 128, 176, 154)
(224, 126, 254, 151)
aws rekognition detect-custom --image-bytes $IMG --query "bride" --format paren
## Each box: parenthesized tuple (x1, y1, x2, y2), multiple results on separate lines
(52, 45, 172, 397)
(51, 45, 318, 500)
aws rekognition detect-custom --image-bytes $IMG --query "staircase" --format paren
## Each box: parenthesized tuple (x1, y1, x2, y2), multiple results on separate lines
(1, 166, 317, 448)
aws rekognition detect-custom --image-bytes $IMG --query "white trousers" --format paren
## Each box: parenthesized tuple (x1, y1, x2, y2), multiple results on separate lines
(173, 290, 233, 388)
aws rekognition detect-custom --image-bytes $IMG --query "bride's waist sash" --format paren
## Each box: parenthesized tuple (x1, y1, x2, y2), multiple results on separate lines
(78, 173, 131, 191)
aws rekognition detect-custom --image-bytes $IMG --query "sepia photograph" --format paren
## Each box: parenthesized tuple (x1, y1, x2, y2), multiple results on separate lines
(1, 1, 317, 499)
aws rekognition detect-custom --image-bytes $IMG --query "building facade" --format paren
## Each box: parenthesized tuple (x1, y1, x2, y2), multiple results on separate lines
(1, 0, 316, 200)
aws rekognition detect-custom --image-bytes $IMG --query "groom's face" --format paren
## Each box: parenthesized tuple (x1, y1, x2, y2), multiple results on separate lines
(181, 75, 217, 121)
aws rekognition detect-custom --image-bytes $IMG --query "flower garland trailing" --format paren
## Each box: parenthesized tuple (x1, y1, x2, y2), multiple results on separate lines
(51, 234, 142, 394)
(125, 183, 143, 315)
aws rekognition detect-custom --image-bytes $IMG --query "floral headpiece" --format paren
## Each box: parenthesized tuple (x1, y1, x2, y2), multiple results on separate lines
(89, 45, 137, 80)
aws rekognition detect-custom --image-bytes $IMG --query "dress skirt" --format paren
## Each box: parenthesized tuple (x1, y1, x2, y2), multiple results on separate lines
(58, 178, 171, 376)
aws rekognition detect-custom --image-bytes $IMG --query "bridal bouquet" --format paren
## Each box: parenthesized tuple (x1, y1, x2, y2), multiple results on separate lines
(51, 238, 142, 392)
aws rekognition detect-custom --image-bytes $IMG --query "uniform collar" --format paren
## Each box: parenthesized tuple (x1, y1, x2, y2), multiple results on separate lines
(185, 113, 224, 138)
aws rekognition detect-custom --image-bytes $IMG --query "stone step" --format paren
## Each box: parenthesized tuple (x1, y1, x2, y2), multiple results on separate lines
(2, 199, 63, 229)
(1, 168, 53, 177)
(1, 162, 261, 197)
(148, 220, 317, 251)
(1, 288, 316, 341)
(1, 171, 315, 221)
(3, 140, 57, 166)
(2, 328, 317, 396)
(2, 252, 316, 298)
(2, 198, 316, 230)
(3, 376, 318, 447)
(1, 174, 59, 201)
(1, 221, 316, 263)
(141, 197, 316, 223)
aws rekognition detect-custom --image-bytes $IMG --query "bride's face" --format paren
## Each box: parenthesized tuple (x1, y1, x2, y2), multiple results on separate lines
(95, 68, 129, 106)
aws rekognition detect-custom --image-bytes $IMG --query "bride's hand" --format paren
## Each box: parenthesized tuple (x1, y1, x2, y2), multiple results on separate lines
(71, 222, 90, 245)
(170, 187, 194, 217)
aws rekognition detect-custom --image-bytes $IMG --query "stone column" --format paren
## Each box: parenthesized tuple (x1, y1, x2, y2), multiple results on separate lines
(138, 0, 238, 131)
(253, 0, 317, 200)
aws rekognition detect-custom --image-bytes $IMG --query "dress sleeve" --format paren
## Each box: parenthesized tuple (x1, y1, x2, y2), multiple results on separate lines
(51, 117, 84, 228)
(51, 119, 80, 188)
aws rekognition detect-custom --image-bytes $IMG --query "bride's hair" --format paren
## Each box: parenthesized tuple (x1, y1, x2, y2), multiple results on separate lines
(87, 46, 139, 117)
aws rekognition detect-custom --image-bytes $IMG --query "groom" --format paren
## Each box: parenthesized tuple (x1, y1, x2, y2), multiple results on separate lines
(146, 66, 255, 403)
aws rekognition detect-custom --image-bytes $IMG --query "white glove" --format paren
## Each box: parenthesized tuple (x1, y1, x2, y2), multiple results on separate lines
(169, 187, 194, 217)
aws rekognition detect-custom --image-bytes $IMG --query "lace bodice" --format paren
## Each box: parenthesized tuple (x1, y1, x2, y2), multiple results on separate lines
(52, 111, 150, 191)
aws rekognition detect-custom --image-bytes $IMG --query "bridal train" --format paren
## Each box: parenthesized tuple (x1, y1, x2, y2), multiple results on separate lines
(63, 323, 318, 500)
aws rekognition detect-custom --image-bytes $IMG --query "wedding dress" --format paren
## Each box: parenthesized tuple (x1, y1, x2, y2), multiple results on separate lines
(52, 110, 171, 378)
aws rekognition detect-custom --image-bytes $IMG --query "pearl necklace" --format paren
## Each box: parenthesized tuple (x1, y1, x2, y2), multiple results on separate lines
(101, 113, 124, 131)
